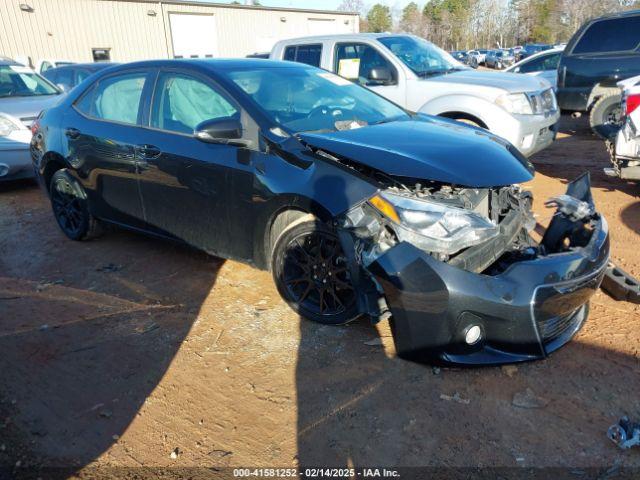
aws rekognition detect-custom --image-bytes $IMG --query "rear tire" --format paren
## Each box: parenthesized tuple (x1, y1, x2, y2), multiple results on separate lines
(590, 93, 622, 140)
(49, 169, 102, 241)
(271, 217, 359, 325)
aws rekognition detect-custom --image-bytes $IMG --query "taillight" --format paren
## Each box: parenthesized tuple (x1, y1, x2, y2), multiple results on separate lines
(31, 118, 40, 136)
(625, 93, 640, 117)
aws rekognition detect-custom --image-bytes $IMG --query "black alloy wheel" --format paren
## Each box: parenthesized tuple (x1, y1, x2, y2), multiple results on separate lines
(49, 169, 101, 240)
(272, 219, 359, 325)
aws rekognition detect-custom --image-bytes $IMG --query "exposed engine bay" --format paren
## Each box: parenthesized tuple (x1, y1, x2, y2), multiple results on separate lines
(312, 144, 601, 281)
(340, 179, 539, 276)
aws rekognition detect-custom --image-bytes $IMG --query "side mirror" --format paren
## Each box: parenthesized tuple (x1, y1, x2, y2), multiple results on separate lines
(367, 67, 394, 85)
(194, 117, 247, 146)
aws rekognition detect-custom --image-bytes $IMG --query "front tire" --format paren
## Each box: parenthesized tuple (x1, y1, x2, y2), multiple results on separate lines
(271, 217, 359, 325)
(590, 93, 622, 140)
(49, 169, 102, 241)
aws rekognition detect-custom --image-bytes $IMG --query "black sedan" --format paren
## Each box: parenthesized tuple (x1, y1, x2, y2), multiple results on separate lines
(42, 62, 117, 92)
(31, 59, 609, 365)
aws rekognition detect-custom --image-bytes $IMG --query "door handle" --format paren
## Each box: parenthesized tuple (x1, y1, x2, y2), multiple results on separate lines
(65, 127, 80, 139)
(135, 144, 162, 160)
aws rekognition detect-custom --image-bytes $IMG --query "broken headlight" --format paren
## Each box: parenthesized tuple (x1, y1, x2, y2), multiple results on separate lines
(370, 191, 500, 256)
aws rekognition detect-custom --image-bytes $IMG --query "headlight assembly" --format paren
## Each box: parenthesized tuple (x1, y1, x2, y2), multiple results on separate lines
(0, 114, 23, 137)
(368, 191, 499, 255)
(495, 93, 533, 115)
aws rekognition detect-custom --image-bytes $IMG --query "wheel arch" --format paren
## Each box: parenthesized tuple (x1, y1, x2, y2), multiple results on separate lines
(253, 196, 334, 271)
(437, 111, 489, 129)
(41, 151, 68, 193)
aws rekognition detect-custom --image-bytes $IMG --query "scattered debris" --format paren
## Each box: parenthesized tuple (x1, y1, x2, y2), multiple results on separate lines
(440, 392, 470, 405)
(96, 263, 123, 273)
(364, 337, 383, 346)
(432, 366, 441, 375)
(39, 324, 49, 331)
(607, 417, 640, 449)
(99, 409, 113, 419)
(512, 388, 549, 409)
(170, 447, 180, 459)
(601, 262, 640, 303)
(112, 434, 120, 441)
(501, 365, 518, 377)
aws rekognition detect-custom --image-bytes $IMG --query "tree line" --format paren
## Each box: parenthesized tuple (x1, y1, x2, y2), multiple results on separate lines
(338, 0, 638, 50)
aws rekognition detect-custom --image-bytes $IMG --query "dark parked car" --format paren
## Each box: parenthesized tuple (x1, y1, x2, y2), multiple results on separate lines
(557, 9, 640, 138)
(518, 44, 553, 61)
(450, 50, 469, 63)
(485, 49, 515, 69)
(31, 59, 609, 365)
(42, 62, 116, 92)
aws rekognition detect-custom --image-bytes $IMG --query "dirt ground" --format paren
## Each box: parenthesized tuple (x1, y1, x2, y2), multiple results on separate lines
(1, 115, 640, 478)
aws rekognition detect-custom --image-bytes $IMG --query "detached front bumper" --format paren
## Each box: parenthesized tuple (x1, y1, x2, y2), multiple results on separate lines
(365, 176, 609, 365)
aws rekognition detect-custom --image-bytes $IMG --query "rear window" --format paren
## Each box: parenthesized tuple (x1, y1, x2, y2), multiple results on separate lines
(573, 16, 640, 54)
(282, 44, 322, 67)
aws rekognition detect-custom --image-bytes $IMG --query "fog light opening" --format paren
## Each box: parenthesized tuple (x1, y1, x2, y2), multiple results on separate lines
(464, 325, 483, 345)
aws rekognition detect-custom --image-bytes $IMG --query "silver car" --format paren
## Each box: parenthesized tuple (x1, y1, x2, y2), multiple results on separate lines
(0, 60, 63, 181)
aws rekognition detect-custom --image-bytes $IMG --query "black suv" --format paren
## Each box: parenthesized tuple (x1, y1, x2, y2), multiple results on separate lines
(557, 9, 640, 138)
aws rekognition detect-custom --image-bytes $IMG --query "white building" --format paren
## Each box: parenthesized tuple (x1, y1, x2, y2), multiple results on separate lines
(0, 0, 359, 66)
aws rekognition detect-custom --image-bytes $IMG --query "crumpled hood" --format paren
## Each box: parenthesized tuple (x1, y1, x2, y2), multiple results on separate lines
(299, 117, 534, 188)
(0, 94, 63, 126)
(429, 70, 551, 94)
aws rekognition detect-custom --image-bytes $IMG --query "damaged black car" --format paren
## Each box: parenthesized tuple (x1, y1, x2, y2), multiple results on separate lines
(31, 59, 610, 365)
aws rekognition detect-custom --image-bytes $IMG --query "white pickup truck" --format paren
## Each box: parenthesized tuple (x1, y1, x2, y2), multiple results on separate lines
(270, 34, 560, 157)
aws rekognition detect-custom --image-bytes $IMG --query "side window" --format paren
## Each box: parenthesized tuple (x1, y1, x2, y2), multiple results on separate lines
(78, 72, 146, 124)
(518, 55, 547, 73)
(573, 17, 640, 54)
(76, 70, 92, 85)
(43, 70, 57, 84)
(151, 72, 238, 135)
(541, 52, 561, 70)
(74, 84, 97, 116)
(282, 44, 322, 67)
(334, 43, 395, 86)
(284, 46, 297, 62)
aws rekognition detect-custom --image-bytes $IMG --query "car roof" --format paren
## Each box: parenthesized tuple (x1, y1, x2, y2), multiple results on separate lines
(274, 32, 416, 44)
(49, 62, 116, 71)
(506, 46, 564, 71)
(109, 58, 310, 72)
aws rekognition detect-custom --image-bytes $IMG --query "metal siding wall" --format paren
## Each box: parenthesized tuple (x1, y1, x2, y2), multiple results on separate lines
(0, 0, 359, 65)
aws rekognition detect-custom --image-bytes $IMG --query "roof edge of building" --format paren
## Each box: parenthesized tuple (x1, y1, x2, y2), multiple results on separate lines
(99, 0, 359, 16)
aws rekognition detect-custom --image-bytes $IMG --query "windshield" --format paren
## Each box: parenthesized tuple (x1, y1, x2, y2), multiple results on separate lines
(377, 36, 468, 77)
(0, 65, 59, 98)
(227, 67, 409, 134)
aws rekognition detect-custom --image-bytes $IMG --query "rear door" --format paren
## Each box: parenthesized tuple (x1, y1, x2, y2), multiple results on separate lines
(65, 69, 155, 226)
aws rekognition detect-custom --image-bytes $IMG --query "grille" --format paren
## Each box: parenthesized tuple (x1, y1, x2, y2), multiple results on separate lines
(536, 308, 581, 342)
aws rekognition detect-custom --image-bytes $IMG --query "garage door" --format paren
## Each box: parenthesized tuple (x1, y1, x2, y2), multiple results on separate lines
(169, 13, 218, 59)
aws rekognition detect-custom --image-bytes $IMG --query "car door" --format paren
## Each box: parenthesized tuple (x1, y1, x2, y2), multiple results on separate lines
(64, 69, 154, 227)
(134, 69, 254, 259)
(333, 42, 405, 105)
